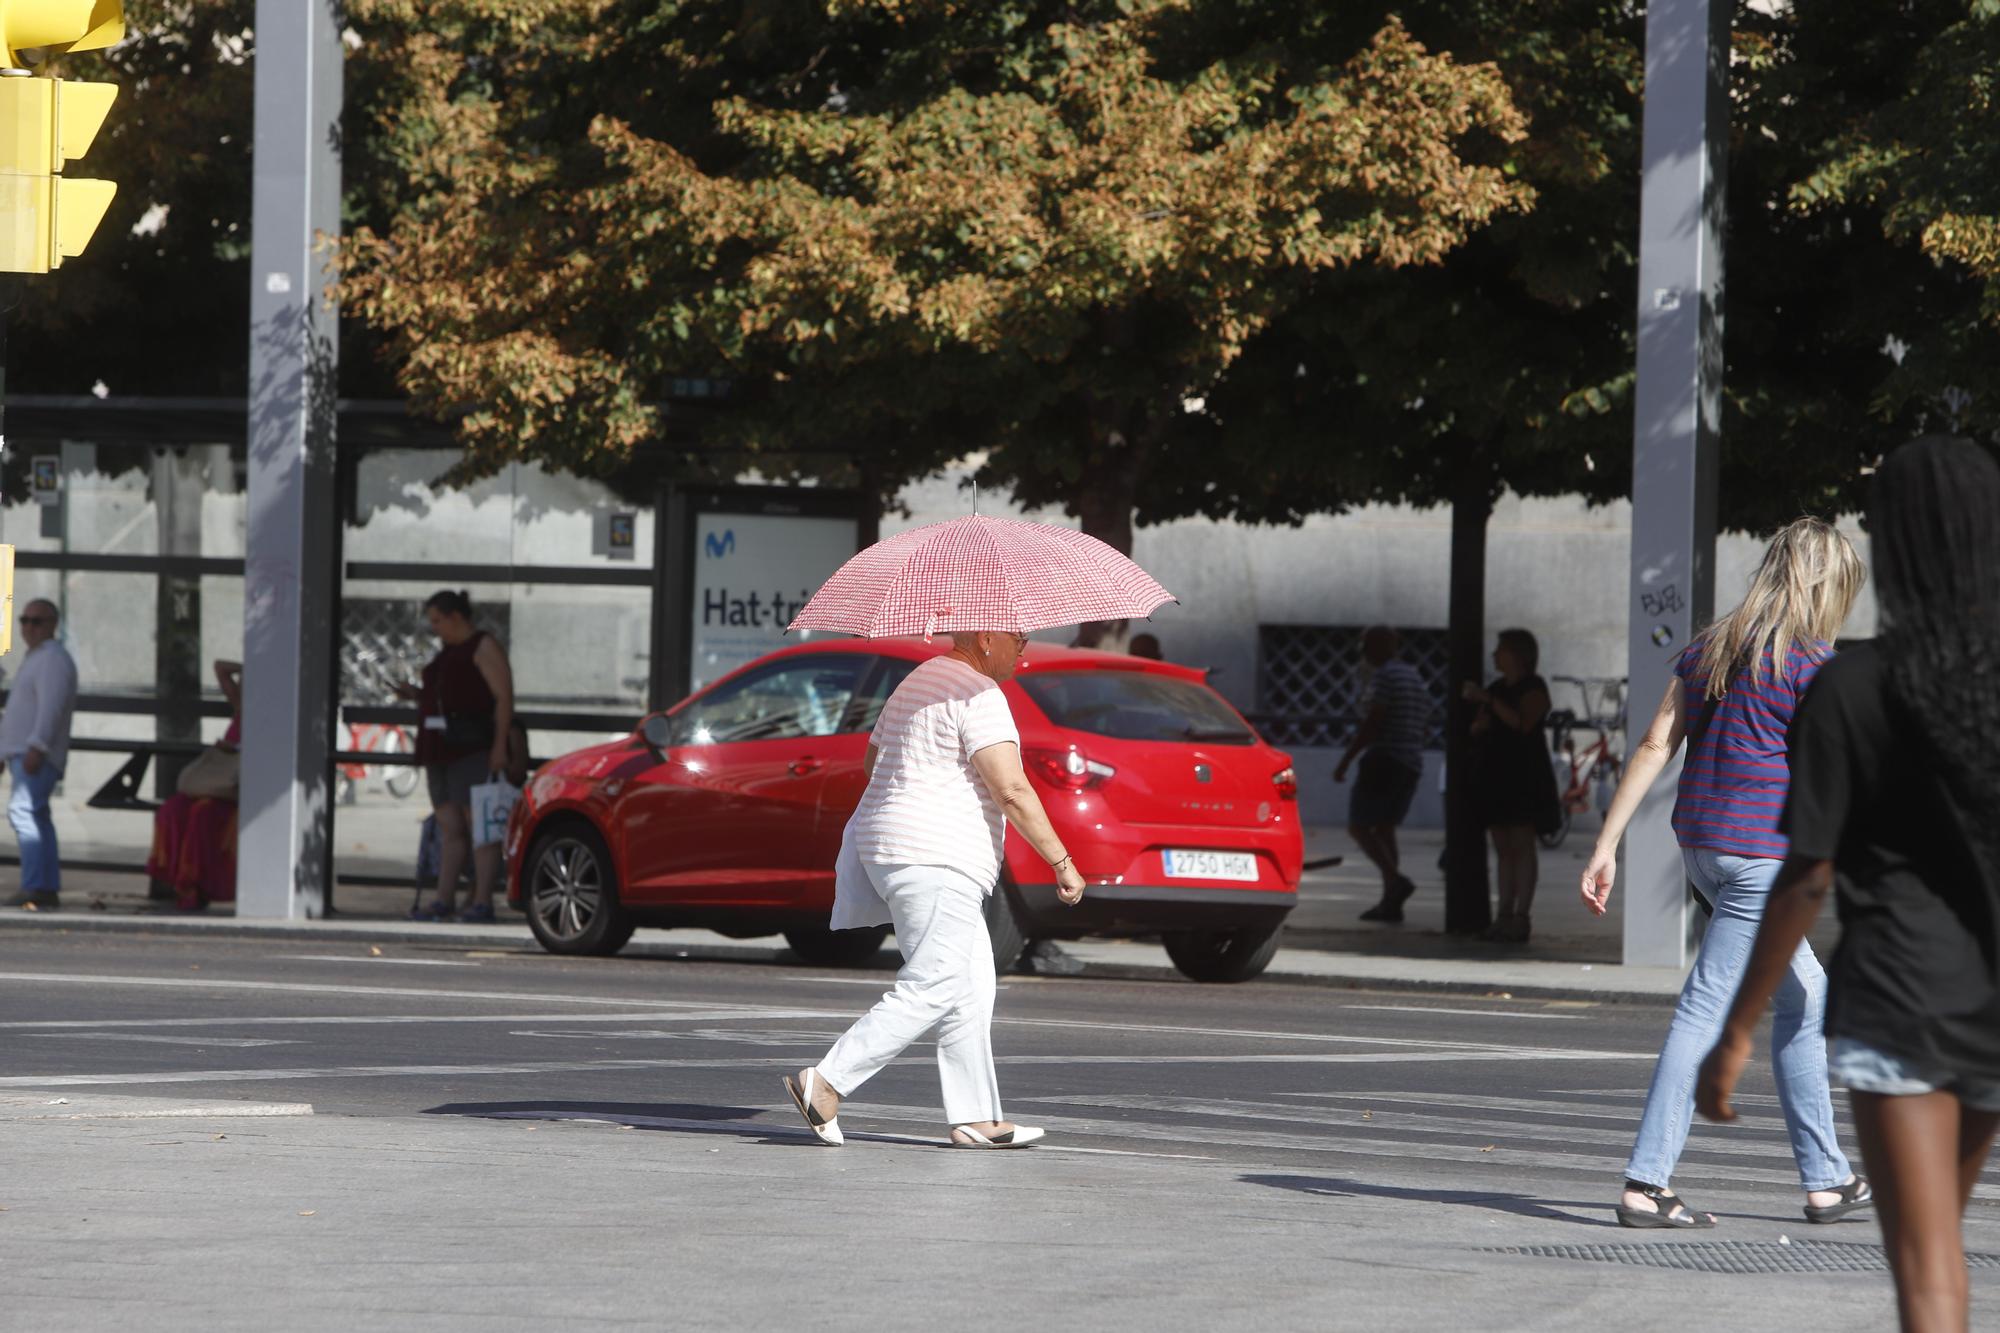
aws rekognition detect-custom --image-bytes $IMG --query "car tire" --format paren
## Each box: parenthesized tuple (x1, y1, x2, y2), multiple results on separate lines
(985, 881, 1030, 974)
(783, 925, 891, 968)
(1163, 922, 1284, 984)
(523, 824, 633, 956)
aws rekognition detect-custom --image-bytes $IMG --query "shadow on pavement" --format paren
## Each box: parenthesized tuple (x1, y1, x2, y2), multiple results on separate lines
(1241, 1173, 1613, 1227)
(422, 1100, 939, 1149)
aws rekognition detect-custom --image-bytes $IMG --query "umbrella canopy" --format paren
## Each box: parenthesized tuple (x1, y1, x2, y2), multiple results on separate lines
(787, 514, 1175, 639)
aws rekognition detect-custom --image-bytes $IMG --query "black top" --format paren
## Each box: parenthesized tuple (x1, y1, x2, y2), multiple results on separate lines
(1473, 673, 1556, 829)
(1782, 643, 2000, 1076)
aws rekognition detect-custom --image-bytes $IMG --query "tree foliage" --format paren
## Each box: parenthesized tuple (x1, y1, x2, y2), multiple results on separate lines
(337, 0, 1534, 529)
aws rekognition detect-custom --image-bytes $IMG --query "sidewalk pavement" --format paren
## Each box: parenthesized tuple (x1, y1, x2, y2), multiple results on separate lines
(0, 822, 1754, 1004)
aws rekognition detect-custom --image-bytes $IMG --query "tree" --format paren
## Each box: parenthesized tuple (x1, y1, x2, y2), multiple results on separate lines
(337, 2, 1533, 547)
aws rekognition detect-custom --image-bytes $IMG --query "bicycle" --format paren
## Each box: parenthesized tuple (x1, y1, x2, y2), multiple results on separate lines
(1541, 675, 1627, 850)
(337, 647, 426, 805)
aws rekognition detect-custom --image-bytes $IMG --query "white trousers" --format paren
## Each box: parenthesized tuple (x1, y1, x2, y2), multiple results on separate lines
(815, 862, 1002, 1126)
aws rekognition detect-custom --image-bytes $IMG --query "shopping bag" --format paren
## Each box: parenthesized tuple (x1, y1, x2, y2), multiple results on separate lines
(469, 773, 520, 849)
(177, 744, 241, 801)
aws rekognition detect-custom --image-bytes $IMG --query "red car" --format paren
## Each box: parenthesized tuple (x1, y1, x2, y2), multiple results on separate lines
(505, 639, 1303, 982)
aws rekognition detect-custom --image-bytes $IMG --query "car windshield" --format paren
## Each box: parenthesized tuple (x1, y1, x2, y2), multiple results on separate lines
(1019, 670, 1257, 745)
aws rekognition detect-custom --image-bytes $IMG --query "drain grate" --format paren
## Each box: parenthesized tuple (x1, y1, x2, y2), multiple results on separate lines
(1489, 1240, 2000, 1275)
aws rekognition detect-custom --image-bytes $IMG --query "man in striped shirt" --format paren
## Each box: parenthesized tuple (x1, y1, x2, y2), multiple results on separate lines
(1336, 627, 1433, 923)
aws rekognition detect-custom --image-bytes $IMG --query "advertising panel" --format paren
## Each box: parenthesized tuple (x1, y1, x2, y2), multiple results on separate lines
(689, 510, 858, 690)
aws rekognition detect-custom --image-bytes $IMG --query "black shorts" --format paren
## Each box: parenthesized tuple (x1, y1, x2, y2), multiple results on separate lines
(1349, 752, 1421, 828)
(426, 752, 488, 809)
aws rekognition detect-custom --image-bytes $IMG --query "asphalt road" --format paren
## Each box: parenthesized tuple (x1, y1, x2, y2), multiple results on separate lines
(1, 931, 1995, 1331)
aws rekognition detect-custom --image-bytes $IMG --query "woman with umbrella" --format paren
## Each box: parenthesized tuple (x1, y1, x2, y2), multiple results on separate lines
(781, 515, 1170, 1148)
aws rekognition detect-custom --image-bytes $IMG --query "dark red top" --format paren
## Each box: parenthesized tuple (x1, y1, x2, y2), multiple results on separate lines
(416, 631, 496, 763)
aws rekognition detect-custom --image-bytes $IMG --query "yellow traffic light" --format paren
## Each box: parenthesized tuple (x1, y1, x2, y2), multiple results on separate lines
(0, 75, 115, 272)
(1, 0, 122, 69)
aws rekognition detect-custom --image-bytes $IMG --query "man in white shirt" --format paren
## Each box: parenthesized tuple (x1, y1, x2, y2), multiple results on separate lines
(0, 601, 79, 909)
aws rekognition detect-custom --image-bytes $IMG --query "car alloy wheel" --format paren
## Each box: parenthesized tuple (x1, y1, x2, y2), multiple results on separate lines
(531, 837, 604, 943)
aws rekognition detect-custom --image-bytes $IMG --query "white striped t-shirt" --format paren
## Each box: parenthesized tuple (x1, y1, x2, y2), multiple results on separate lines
(850, 655, 1021, 888)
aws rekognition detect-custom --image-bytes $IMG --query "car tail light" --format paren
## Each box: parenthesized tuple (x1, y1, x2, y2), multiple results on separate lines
(1272, 765, 1298, 801)
(1028, 747, 1115, 791)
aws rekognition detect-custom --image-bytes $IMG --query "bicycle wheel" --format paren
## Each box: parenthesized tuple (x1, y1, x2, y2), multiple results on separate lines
(1539, 803, 1572, 850)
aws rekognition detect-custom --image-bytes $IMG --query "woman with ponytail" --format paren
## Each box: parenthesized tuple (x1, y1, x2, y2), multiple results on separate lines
(1582, 517, 1869, 1228)
(1701, 438, 2000, 1332)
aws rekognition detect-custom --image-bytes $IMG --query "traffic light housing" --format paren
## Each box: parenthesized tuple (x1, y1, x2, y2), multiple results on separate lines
(0, 75, 115, 272)
(0, 0, 121, 69)
(0, 1, 121, 273)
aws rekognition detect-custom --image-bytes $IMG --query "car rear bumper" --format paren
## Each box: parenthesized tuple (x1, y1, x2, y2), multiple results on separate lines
(1013, 882, 1297, 936)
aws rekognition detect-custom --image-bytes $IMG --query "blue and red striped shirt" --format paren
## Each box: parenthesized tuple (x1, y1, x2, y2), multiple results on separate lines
(1670, 637, 1832, 859)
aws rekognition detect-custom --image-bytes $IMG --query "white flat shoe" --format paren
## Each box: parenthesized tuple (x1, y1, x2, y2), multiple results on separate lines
(783, 1070, 843, 1146)
(950, 1124, 1044, 1149)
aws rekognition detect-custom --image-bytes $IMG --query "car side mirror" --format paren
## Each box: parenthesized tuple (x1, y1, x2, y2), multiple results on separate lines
(641, 715, 672, 756)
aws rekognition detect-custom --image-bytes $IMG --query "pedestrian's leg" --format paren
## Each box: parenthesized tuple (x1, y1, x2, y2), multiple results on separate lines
(8, 759, 52, 894)
(1851, 1090, 1972, 1333)
(1513, 828, 1538, 924)
(1348, 824, 1392, 889)
(471, 840, 502, 908)
(1955, 1107, 1999, 1213)
(1768, 932, 1853, 1195)
(814, 868, 957, 1108)
(27, 763, 59, 894)
(1376, 824, 1402, 883)
(1622, 855, 1745, 1216)
(931, 879, 1004, 1130)
(1487, 826, 1514, 919)
(433, 802, 472, 911)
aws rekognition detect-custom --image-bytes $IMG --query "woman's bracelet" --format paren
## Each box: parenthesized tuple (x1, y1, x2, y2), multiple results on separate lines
(1051, 853, 1073, 872)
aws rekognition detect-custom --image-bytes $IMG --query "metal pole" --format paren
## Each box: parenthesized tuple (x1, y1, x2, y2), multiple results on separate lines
(237, 0, 342, 918)
(1625, 0, 1726, 968)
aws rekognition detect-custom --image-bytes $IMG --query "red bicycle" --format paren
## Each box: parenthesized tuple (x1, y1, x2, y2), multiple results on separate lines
(1541, 676, 1626, 850)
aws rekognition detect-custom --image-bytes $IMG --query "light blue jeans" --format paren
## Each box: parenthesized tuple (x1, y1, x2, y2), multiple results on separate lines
(1623, 848, 1851, 1192)
(8, 756, 62, 894)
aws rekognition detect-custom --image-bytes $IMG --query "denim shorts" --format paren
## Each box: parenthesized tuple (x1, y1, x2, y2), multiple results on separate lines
(1829, 1037, 2000, 1113)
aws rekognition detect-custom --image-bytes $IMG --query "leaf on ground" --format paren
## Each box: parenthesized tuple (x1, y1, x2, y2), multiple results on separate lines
(298, 1210, 317, 1217)
(213, 1133, 227, 1141)
(368, 946, 383, 957)
(1479, 1145, 1496, 1153)
(1361, 1110, 1373, 1120)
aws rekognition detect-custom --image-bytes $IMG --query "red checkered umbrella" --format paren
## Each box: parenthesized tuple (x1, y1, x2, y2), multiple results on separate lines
(787, 515, 1175, 638)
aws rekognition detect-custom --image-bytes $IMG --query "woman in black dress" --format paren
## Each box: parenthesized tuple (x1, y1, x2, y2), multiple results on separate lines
(1463, 628, 1555, 942)
(1700, 437, 2000, 1333)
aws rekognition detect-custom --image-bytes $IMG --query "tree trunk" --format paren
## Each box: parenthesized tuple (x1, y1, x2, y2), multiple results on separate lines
(1443, 478, 1493, 936)
(1069, 471, 1138, 650)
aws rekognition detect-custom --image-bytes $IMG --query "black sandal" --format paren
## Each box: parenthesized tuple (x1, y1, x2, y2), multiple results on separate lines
(1616, 1179, 1717, 1230)
(1803, 1175, 1873, 1224)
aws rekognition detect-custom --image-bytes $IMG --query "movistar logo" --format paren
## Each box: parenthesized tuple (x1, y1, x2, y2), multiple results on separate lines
(704, 530, 735, 558)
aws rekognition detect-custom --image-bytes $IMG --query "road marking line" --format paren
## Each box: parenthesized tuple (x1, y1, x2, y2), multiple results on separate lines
(0, 971, 813, 1011)
(0, 1046, 1656, 1092)
(1339, 1005, 1582, 1021)
(31, 1034, 301, 1048)
(0, 1011, 834, 1030)
(276, 954, 481, 967)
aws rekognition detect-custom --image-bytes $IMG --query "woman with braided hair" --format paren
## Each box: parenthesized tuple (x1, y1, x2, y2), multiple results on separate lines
(1701, 436, 2000, 1333)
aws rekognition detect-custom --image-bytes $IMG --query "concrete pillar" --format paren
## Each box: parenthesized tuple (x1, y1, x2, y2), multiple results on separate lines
(1625, 0, 1726, 967)
(237, 0, 342, 917)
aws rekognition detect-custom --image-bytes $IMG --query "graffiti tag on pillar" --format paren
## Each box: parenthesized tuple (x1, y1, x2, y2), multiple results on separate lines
(1640, 583, 1685, 618)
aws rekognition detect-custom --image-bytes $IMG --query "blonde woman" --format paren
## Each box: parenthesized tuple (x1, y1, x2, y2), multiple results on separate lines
(1581, 518, 1870, 1229)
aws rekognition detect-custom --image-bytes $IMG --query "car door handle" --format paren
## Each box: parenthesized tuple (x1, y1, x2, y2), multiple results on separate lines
(789, 758, 824, 776)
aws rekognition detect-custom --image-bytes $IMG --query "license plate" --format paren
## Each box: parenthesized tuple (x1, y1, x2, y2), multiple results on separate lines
(1161, 849, 1259, 882)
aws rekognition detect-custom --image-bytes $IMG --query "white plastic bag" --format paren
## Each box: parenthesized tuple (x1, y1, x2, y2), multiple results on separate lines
(469, 773, 520, 849)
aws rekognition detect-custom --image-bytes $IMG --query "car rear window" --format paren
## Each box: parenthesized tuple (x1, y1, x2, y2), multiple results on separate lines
(1018, 670, 1257, 745)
